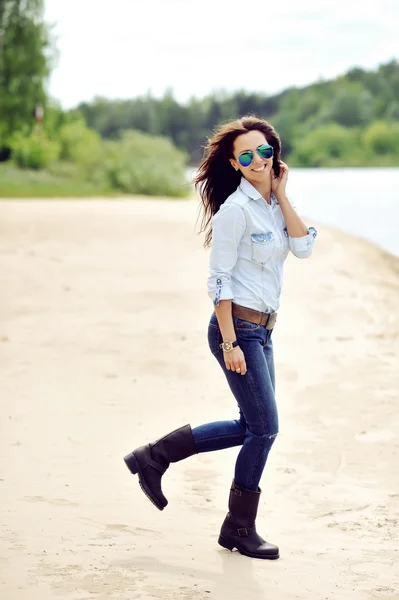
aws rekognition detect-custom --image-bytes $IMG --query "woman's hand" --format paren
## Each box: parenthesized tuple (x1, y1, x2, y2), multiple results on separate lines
(223, 346, 247, 376)
(271, 160, 289, 199)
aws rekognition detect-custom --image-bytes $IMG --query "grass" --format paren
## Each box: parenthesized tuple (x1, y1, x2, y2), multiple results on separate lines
(0, 163, 113, 198)
(0, 162, 192, 199)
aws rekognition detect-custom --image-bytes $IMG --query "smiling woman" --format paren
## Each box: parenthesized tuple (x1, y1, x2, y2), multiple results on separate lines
(194, 119, 283, 247)
(123, 115, 317, 561)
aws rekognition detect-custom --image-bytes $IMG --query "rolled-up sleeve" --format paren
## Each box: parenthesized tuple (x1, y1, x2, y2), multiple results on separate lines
(286, 195, 317, 259)
(207, 203, 246, 305)
(289, 226, 317, 259)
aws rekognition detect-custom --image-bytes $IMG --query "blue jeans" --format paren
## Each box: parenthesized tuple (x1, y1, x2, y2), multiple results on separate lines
(192, 312, 279, 491)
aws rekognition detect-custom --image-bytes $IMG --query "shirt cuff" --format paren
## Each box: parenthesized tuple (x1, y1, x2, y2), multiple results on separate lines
(208, 277, 234, 306)
(289, 227, 317, 253)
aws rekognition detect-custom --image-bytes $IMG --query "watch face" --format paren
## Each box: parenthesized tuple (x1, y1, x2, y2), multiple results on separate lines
(223, 341, 232, 351)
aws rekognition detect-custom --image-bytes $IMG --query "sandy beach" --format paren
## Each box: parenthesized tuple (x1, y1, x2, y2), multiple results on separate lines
(0, 197, 398, 600)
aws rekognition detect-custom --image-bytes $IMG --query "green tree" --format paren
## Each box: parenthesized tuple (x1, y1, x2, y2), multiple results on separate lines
(76, 60, 399, 167)
(318, 82, 374, 127)
(290, 124, 359, 167)
(0, 0, 51, 142)
(362, 121, 399, 156)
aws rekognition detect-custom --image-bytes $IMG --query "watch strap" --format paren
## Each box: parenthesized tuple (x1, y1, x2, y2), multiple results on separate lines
(219, 340, 238, 352)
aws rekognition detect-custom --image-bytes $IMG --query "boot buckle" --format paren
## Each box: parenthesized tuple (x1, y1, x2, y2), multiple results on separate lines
(237, 528, 248, 536)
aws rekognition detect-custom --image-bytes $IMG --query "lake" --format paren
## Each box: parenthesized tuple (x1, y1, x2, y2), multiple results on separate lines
(188, 167, 399, 259)
(288, 168, 399, 259)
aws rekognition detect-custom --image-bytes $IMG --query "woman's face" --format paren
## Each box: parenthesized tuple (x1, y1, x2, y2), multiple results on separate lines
(230, 130, 274, 184)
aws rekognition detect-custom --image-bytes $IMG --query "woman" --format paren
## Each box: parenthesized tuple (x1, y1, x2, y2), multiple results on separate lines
(124, 116, 317, 560)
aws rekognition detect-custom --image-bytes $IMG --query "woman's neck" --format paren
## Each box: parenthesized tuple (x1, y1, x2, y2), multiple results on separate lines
(250, 179, 272, 204)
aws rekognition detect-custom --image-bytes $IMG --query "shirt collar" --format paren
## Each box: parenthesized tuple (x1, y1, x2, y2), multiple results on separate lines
(239, 176, 278, 204)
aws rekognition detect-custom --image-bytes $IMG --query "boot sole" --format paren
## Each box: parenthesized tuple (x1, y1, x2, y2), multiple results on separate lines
(218, 535, 279, 560)
(123, 452, 166, 511)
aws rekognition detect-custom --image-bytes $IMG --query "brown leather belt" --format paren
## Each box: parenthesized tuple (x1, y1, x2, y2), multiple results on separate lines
(232, 303, 278, 330)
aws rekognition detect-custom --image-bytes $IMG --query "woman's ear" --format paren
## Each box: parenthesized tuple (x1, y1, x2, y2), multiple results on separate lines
(230, 158, 239, 172)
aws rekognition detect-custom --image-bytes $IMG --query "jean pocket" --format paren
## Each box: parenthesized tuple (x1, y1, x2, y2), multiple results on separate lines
(208, 322, 222, 355)
(208, 311, 219, 328)
(251, 232, 275, 264)
(233, 316, 260, 331)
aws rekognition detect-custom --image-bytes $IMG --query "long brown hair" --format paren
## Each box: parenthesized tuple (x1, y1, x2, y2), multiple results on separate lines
(194, 116, 282, 248)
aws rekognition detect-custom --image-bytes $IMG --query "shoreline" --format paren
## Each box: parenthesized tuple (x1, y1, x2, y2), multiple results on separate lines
(2, 193, 399, 261)
(1, 198, 398, 600)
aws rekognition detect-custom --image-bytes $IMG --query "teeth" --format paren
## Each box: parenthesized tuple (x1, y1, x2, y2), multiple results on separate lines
(253, 165, 265, 172)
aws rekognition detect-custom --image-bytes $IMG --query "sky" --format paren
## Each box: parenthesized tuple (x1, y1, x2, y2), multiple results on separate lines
(44, 0, 399, 109)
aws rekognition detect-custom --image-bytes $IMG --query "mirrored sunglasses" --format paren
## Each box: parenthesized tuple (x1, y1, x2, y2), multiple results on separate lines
(238, 144, 273, 168)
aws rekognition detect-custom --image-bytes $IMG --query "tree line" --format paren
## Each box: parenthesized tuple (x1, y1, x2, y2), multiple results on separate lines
(1, 1, 398, 199)
(76, 61, 399, 166)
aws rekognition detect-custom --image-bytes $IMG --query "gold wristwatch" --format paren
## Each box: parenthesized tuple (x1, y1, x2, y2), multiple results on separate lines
(219, 340, 238, 353)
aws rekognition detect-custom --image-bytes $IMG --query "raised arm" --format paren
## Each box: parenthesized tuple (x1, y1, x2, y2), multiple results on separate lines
(272, 161, 317, 259)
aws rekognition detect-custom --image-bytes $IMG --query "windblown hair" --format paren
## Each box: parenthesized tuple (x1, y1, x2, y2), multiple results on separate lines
(194, 116, 282, 248)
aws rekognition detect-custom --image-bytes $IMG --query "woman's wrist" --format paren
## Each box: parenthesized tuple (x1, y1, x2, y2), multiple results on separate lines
(222, 333, 237, 342)
(215, 301, 236, 342)
(275, 191, 288, 203)
(220, 340, 238, 352)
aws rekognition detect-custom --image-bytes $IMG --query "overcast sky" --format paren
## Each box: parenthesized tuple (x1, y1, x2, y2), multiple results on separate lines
(44, 0, 399, 108)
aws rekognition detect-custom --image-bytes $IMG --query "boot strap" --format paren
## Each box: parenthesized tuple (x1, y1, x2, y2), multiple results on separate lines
(148, 459, 168, 475)
(237, 526, 256, 537)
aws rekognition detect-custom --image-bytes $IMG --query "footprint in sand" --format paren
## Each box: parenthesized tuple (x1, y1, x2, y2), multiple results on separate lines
(22, 496, 78, 507)
(80, 518, 161, 539)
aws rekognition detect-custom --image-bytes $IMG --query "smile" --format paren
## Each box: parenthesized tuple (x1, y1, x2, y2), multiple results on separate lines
(252, 164, 266, 172)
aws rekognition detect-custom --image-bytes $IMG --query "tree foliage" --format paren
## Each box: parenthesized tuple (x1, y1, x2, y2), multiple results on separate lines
(10, 130, 60, 169)
(76, 60, 399, 166)
(0, 0, 51, 142)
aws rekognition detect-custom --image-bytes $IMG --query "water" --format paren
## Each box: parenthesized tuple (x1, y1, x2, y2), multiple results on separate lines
(187, 168, 399, 257)
(287, 168, 399, 258)
(188, 167, 399, 258)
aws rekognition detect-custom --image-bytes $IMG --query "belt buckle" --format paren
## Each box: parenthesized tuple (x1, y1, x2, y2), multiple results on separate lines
(266, 312, 277, 330)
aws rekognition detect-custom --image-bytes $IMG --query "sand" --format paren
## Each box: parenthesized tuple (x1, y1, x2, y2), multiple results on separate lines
(0, 197, 398, 600)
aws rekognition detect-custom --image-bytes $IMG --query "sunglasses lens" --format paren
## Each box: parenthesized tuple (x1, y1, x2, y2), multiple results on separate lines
(257, 144, 273, 159)
(238, 152, 253, 167)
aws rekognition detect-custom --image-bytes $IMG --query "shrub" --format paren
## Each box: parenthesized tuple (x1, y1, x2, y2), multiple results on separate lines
(58, 118, 103, 165)
(290, 124, 359, 167)
(105, 130, 189, 197)
(362, 121, 399, 155)
(10, 131, 60, 169)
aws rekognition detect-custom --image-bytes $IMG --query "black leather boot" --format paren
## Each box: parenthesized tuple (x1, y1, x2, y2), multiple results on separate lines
(123, 424, 197, 511)
(218, 481, 279, 559)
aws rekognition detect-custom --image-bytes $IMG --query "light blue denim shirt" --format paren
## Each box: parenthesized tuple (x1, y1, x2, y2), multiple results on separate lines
(207, 177, 317, 313)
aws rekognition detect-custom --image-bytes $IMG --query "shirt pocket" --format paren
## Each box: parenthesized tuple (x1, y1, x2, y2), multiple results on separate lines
(250, 232, 275, 265)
